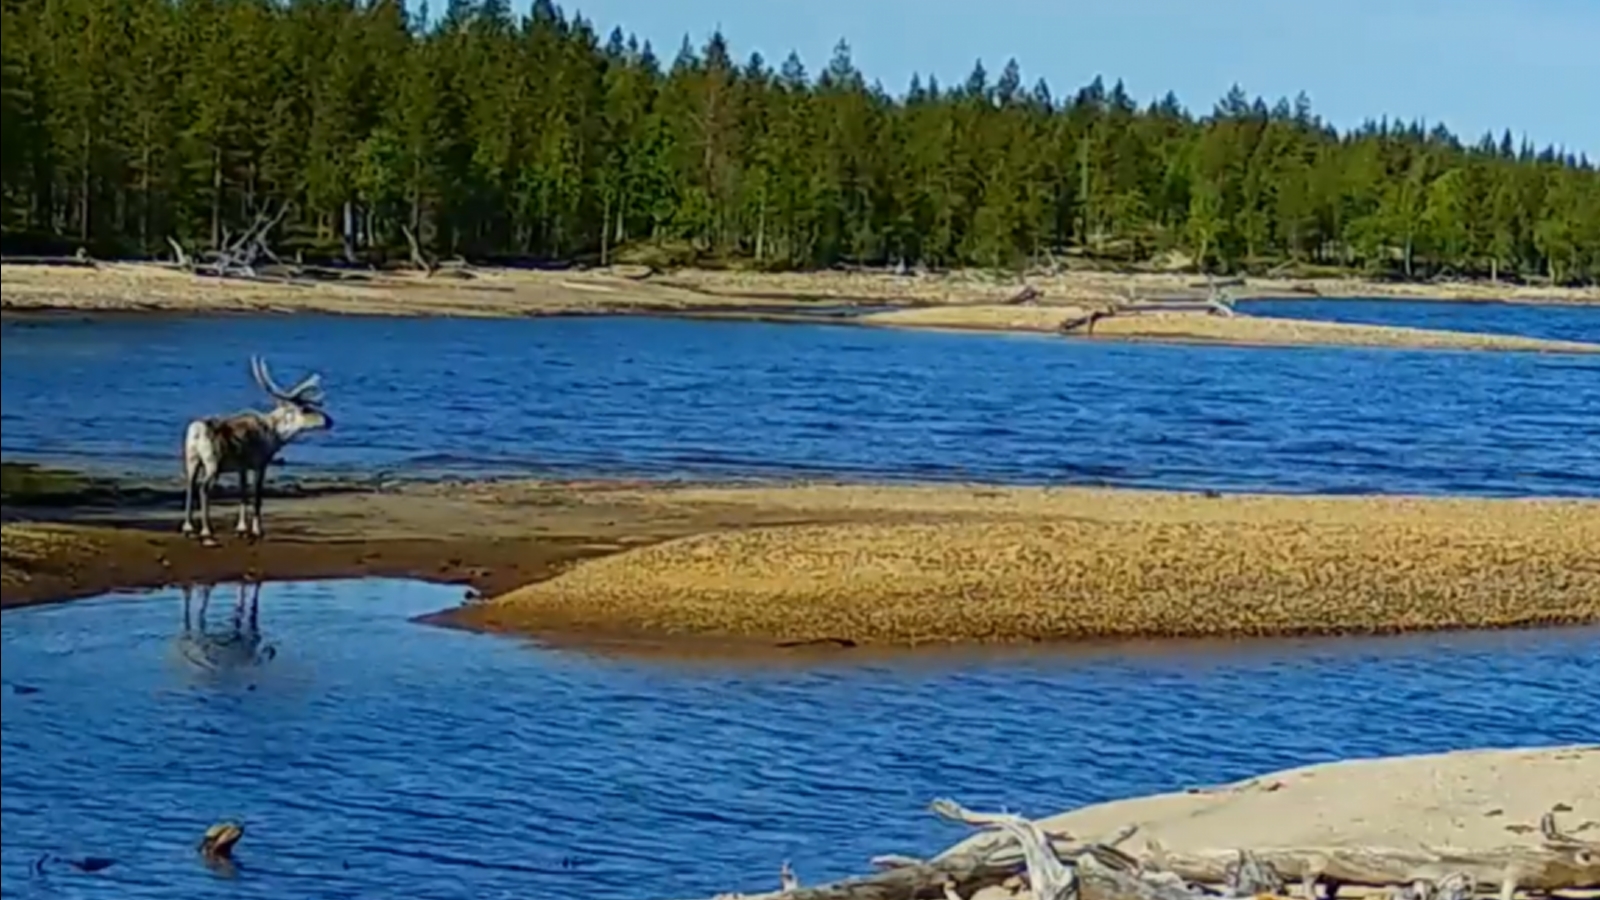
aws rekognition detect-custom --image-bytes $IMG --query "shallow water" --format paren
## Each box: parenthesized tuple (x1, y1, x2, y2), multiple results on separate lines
(2, 302, 1598, 497)
(3, 579, 1596, 899)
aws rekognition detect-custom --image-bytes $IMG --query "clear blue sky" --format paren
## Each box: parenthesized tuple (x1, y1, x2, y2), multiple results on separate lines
(516, 0, 1598, 157)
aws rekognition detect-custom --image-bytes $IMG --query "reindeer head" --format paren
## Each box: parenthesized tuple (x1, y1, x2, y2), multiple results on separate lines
(250, 355, 334, 434)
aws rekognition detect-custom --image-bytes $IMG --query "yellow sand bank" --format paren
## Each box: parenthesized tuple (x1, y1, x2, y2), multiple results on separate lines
(863, 305, 1600, 353)
(476, 483, 1600, 645)
(947, 744, 1600, 860)
(0, 260, 781, 318)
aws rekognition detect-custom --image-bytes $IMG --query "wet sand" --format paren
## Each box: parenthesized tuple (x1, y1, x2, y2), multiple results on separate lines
(5, 261, 1596, 353)
(6, 477, 1597, 652)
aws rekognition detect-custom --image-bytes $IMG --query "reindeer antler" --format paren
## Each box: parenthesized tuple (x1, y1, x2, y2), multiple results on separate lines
(250, 355, 325, 406)
(283, 372, 324, 405)
(249, 354, 284, 398)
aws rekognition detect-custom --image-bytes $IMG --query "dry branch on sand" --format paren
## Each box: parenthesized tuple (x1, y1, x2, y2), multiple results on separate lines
(168, 202, 292, 279)
(1057, 280, 1237, 335)
(679, 803, 1599, 900)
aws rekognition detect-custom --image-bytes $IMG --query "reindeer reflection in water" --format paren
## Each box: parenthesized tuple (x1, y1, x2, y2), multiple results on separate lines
(179, 581, 279, 672)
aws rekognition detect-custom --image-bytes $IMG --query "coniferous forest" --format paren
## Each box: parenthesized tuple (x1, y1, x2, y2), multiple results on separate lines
(2, 0, 1598, 282)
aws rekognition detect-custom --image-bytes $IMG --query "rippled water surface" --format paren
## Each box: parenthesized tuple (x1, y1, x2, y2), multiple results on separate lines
(3, 303, 1598, 497)
(3, 579, 1596, 899)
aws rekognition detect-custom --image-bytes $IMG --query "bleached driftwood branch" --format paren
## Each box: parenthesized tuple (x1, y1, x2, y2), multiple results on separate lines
(400, 223, 437, 276)
(167, 202, 293, 280)
(674, 804, 1599, 900)
(929, 799, 1076, 900)
(166, 235, 191, 269)
(1057, 289, 1239, 336)
(678, 799, 1195, 900)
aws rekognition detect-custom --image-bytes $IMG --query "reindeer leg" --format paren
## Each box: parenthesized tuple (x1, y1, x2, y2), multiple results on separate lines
(235, 469, 251, 536)
(197, 474, 219, 547)
(182, 467, 199, 537)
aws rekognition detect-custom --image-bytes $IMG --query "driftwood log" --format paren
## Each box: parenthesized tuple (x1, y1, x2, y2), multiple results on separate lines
(1005, 286, 1043, 306)
(1057, 283, 1238, 336)
(677, 803, 1598, 900)
(1059, 306, 1117, 334)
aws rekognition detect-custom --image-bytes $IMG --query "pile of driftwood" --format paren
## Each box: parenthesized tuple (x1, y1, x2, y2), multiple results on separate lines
(679, 801, 1599, 900)
(167, 203, 292, 279)
(993, 277, 1244, 336)
(1055, 282, 1241, 336)
(161, 203, 472, 283)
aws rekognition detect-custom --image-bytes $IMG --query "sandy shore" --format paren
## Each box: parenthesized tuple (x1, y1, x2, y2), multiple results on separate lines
(5, 261, 1596, 354)
(6, 475, 1598, 652)
(657, 267, 1600, 307)
(702, 745, 1599, 900)
(0, 259, 773, 318)
(861, 305, 1600, 352)
(958, 744, 1599, 859)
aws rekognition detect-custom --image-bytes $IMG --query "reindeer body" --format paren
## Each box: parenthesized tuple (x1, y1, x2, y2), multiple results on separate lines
(182, 355, 331, 545)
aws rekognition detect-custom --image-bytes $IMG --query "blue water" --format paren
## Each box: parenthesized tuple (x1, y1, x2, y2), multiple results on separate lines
(2, 579, 1596, 900)
(1236, 297, 1599, 344)
(3, 304, 1598, 497)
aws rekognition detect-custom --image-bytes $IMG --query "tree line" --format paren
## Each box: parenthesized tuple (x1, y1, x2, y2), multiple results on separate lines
(3, 0, 1597, 283)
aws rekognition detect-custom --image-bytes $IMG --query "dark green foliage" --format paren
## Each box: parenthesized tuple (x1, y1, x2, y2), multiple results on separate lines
(2, 0, 1596, 282)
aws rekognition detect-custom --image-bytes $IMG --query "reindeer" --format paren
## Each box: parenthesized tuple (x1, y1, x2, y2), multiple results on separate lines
(181, 355, 333, 546)
(178, 581, 277, 672)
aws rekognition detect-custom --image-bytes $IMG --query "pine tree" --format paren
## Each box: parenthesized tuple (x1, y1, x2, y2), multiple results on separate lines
(0, 2, 1593, 283)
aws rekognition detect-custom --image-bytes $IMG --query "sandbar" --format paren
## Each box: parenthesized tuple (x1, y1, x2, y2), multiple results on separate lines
(862, 304, 1600, 353)
(6, 474, 1598, 651)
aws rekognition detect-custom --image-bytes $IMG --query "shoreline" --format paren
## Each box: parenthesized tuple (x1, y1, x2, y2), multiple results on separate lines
(677, 745, 1600, 900)
(5, 470, 1598, 654)
(656, 265, 1600, 307)
(4, 260, 1596, 354)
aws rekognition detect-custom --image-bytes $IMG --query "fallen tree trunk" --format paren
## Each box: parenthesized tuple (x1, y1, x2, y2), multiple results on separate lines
(1058, 296, 1236, 335)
